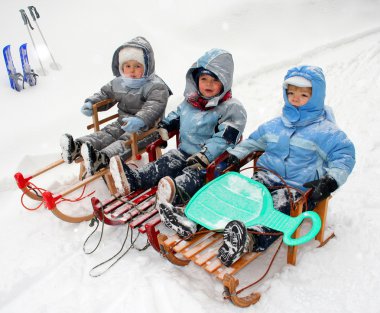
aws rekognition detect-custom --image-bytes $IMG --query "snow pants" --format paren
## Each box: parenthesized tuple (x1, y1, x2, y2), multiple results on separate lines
(248, 171, 316, 252)
(77, 121, 160, 161)
(126, 149, 205, 205)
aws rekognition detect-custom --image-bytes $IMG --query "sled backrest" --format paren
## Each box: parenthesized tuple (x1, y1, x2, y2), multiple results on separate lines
(145, 129, 180, 162)
(84, 99, 162, 162)
(86, 99, 119, 132)
(287, 195, 331, 265)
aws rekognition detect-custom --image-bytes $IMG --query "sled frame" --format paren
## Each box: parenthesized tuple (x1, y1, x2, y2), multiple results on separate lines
(89, 129, 181, 230)
(15, 99, 162, 223)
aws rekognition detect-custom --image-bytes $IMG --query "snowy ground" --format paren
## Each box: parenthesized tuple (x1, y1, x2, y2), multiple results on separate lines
(1, 0, 380, 312)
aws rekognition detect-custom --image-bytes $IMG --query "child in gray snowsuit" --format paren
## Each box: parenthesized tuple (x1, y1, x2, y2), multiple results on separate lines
(60, 36, 171, 176)
(109, 48, 247, 223)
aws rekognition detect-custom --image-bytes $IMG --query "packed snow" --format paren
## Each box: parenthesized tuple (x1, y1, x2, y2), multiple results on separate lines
(1, 0, 380, 312)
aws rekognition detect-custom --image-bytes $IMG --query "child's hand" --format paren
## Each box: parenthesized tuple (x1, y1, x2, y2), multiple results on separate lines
(121, 117, 145, 134)
(303, 175, 338, 202)
(81, 101, 93, 117)
(186, 152, 210, 170)
(226, 153, 240, 168)
(157, 121, 170, 141)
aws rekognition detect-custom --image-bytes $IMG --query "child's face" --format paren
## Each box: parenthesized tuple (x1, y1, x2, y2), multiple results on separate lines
(122, 60, 144, 79)
(198, 74, 223, 98)
(287, 85, 312, 107)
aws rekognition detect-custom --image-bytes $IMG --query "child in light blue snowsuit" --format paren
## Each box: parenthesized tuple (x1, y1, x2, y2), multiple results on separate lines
(217, 65, 356, 266)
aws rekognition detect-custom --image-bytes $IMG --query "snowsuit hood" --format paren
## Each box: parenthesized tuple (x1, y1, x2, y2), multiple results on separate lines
(184, 49, 234, 108)
(282, 65, 326, 126)
(111, 36, 155, 78)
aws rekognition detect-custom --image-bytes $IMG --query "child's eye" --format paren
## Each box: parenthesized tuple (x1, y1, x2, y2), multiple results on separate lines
(301, 94, 310, 97)
(287, 91, 294, 96)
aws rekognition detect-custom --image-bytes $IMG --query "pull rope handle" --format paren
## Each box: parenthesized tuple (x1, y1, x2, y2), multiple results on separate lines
(88, 226, 139, 277)
(27, 6, 40, 21)
(20, 180, 94, 211)
(83, 211, 105, 255)
(19, 9, 34, 30)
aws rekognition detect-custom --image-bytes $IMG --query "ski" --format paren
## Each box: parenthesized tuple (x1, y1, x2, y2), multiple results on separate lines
(3, 45, 23, 91)
(19, 43, 38, 86)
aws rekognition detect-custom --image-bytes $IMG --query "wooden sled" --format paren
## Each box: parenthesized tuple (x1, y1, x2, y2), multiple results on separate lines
(89, 131, 232, 249)
(14, 99, 162, 223)
(152, 153, 332, 308)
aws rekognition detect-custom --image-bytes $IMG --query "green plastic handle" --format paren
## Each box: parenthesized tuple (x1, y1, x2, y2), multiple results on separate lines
(283, 211, 321, 246)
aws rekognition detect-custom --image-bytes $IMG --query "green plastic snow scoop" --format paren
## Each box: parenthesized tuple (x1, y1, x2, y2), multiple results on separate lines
(185, 172, 321, 246)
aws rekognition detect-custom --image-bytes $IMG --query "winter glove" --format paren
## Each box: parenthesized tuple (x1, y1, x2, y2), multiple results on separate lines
(226, 153, 240, 168)
(303, 175, 338, 202)
(121, 117, 146, 134)
(157, 121, 170, 141)
(81, 101, 93, 117)
(186, 152, 210, 171)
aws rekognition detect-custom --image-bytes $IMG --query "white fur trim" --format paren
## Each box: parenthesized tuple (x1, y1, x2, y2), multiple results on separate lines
(118, 47, 145, 75)
(283, 76, 312, 88)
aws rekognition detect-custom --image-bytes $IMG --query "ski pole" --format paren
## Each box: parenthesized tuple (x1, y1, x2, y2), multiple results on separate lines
(28, 6, 60, 70)
(19, 9, 46, 75)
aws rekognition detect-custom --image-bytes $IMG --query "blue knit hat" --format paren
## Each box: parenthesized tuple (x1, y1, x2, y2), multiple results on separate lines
(193, 67, 219, 83)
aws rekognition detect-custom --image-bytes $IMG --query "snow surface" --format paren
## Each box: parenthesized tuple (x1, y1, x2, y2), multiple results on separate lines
(1, 0, 380, 312)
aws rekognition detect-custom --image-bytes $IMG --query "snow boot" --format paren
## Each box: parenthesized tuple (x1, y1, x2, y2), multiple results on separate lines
(60, 134, 82, 164)
(156, 176, 176, 205)
(158, 202, 197, 238)
(81, 142, 110, 176)
(217, 220, 255, 267)
(109, 155, 138, 196)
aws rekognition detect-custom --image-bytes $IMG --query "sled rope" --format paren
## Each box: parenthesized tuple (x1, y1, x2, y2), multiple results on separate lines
(226, 231, 336, 299)
(57, 184, 95, 204)
(88, 225, 140, 277)
(20, 180, 95, 210)
(224, 236, 283, 299)
(84, 196, 151, 275)
(318, 232, 335, 247)
(83, 202, 106, 254)
(20, 181, 46, 210)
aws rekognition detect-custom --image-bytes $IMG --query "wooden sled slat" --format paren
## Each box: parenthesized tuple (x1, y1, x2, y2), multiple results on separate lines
(131, 209, 159, 230)
(110, 189, 156, 219)
(161, 231, 260, 279)
(216, 251, 261, 280)
(194, 246, 219, 266)
(204, 257, 223, 273)
(183, 233, 222, 259)
(92, 188, 158, 226)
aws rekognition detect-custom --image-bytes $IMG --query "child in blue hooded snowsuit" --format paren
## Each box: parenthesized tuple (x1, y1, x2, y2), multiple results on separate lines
(109, 49, 247, 219)
(216, 65, 356, 266)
